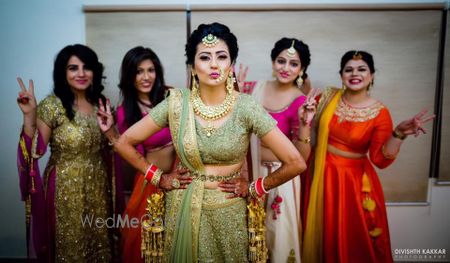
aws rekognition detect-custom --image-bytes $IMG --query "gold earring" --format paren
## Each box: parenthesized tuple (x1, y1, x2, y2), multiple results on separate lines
(272, 71, 277, 78)
(191, 70, 199, 95)
(342, 83, 347, 91)
(226, 71, 234, 95)
(296, 71, 304, 86)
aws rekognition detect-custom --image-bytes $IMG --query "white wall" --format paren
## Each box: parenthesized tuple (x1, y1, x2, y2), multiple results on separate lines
(0, 0, 85, 257)
(1, 0, 449, 259)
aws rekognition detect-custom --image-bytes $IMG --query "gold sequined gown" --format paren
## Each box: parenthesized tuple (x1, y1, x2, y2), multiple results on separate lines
(37, 95, 112, 262)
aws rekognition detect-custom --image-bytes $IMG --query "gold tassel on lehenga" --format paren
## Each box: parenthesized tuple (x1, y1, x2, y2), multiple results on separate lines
(141, 192, 165, 263)
(248, 198, 268, 262)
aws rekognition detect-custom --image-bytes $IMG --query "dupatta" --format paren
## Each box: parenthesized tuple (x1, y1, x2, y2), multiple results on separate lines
(166, 88, 206, 262)
(302, 87, 342, 263)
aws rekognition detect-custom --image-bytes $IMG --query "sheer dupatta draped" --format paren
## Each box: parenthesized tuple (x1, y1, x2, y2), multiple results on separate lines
(165, 88, 206, 263)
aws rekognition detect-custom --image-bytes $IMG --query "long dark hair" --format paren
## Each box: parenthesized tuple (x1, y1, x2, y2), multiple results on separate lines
(53, 44, 106, 120)
(271, 37, 311, 84)
(118, 46, 168, 127)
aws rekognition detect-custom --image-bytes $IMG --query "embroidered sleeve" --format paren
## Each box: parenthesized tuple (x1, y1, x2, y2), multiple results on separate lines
(242, 94, 277, 138)
(149, 97, 169, 128)
(37, 95, 64, 128)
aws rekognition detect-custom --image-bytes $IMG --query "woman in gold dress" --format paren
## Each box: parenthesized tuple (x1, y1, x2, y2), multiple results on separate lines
(98, 23, 306, 262)
(17, 44, 116, 262)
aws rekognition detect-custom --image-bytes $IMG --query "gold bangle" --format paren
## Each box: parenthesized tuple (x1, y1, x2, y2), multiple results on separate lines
(150, 169, 163, 187)
(392, 129, 406, 140)
(248, 181, 258, 199)
(298, 136, 311, 144)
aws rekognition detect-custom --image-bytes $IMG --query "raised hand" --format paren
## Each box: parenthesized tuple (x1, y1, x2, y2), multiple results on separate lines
(298, 88, 321, 127)
(235, 63, 249, 92)
(17, 77, 37, 116)
(395, 109, 435, 138)
(96, 98, 115, 133)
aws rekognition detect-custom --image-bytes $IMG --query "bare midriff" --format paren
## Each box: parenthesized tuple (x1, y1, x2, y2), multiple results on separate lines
(327, 144, 366, 159)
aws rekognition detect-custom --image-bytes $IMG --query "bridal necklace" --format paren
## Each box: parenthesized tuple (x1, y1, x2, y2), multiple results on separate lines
(191, 75, 236, 137)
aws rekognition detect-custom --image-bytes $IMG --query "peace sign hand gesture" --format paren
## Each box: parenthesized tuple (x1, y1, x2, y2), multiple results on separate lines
(235, 63, 249, 92)
(395, 109, 435, 138)
(17, 77, 37, 116)
(96, 98, 115, 134)
(298, 88, 321, 127)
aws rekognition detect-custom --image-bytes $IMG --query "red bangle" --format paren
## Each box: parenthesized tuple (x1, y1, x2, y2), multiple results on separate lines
(255, 177, 268, 197)
(144, 164, 158, 181)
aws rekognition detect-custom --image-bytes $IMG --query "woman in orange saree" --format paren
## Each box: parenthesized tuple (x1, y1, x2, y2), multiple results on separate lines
(301, 51, 434, 263)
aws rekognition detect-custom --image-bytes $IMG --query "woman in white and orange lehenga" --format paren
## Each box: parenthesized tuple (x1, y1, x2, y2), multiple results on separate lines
(241, 37, 313, 263)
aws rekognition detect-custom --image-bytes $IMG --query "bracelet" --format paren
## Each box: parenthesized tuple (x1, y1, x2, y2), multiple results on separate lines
(150, 169, 163, 187)
(298, 136, 311, 144)
(144, 164, 163, 187)
(249, 177, 269, 199)
(392, 129, 406, 140)
(260, 176, 269, 194)
(249, 181, 258, 199)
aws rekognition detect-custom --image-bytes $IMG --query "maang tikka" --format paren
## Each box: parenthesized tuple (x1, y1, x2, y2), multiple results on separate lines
(202, 34, 219, 48)
(287, 40, 297, 58)
(353, 51, 363, 60)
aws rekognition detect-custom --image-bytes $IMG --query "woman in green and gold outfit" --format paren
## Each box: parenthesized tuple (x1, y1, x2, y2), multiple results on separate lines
(98, 22, 306, 262)
(17, 44, 117, 262)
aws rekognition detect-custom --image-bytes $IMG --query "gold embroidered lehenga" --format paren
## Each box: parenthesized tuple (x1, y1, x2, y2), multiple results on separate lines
(147, 88, 276, 262)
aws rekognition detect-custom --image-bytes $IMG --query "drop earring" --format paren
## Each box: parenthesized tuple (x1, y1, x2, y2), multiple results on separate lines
(191, 70, 199, 95)
(296, 71, 304, 87)
(226, 71, 234, 95)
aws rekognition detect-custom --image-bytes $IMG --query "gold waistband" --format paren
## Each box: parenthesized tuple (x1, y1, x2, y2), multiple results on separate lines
(178, 164, 241, 182)
(327, 144, 366, 159)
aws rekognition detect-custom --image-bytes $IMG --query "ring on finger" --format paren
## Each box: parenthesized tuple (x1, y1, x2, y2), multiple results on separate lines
(171, 178, 181, 189)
